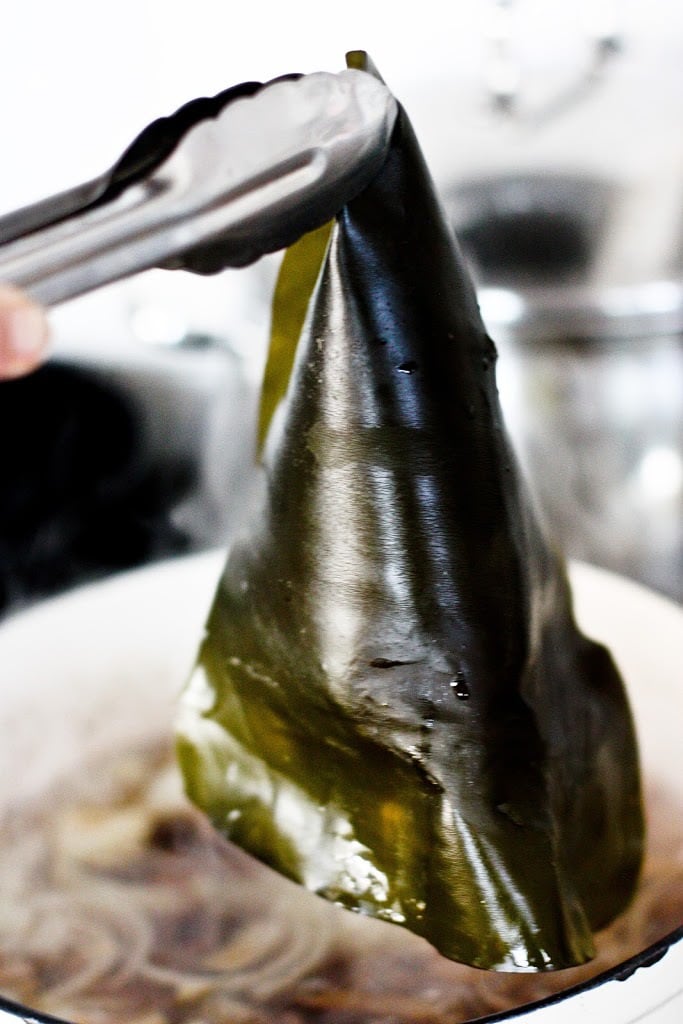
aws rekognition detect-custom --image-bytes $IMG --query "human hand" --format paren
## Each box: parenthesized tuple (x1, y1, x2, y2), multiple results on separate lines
(0, 285, 50, 380)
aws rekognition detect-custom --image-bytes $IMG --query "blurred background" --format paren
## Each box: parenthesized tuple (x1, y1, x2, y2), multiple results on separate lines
(1, 0, 681, 614)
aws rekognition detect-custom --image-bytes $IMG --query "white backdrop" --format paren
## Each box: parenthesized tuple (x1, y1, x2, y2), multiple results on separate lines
(2, 0, 681, 212)
(1, 0, 681, 367)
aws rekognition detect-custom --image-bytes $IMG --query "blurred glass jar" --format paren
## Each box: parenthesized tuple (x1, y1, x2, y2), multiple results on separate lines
(494, 321, 682, 603)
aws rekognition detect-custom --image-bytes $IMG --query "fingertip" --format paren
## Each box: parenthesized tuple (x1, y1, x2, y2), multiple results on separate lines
(0, 287, 50, 380)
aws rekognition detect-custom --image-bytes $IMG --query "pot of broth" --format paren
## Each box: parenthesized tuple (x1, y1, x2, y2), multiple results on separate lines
(0, 550, 680, 1024)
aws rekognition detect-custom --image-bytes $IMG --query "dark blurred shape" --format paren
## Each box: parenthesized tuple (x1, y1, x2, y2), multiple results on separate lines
(448, 173, 611, 285)
(0, 363, 194, 615)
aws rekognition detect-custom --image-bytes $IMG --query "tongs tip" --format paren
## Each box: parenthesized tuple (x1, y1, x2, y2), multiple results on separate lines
(0, 66, 398, 306)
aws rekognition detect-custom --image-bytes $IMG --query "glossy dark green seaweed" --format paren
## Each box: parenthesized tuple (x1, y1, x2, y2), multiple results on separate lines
(177, 98, 643, 971)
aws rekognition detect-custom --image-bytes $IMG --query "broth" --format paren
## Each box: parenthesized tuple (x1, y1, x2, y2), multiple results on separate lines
(0, 741, 681, 1024)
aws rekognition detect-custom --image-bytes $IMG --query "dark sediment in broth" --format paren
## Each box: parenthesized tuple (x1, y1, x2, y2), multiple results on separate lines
(0, 741, 680, 1024)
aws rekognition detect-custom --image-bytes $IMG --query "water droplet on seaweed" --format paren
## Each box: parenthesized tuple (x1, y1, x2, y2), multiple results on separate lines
(397, 360, 418, 374)
(450, 671, 470, 701)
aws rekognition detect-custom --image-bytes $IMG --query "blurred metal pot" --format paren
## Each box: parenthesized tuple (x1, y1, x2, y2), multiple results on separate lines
(436, 6, 683, 601)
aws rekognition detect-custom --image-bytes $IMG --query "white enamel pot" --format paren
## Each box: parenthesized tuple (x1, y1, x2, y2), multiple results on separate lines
(0, 552, 680, 1024)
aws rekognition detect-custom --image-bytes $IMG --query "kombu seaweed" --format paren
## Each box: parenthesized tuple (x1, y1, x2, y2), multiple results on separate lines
(177, 72, 643, 972)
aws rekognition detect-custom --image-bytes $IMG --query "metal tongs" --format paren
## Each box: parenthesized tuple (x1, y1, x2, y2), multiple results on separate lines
(0, 70, 397, 307)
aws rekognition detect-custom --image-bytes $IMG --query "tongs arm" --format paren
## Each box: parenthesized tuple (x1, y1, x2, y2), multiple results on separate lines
(0, 71, 397, 307)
